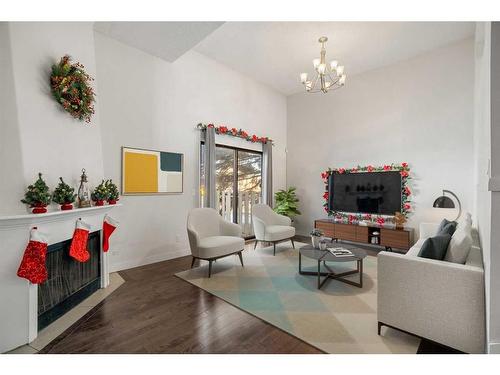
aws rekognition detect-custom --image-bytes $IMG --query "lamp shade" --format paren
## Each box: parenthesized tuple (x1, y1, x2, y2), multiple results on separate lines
(433, 196, 455, 209)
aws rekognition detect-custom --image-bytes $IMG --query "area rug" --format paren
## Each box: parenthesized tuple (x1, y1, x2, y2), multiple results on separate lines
(175, 242, 420, 354)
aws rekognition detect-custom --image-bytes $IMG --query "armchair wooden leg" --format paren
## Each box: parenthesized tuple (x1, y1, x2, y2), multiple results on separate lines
(254, 240, 258, 250)
(238, 251, 244, 267)
(291, 238, 295, 249)
(273, 243, 276, 256)
(208, 260, 213, 278)
(190, 257, 196, 269)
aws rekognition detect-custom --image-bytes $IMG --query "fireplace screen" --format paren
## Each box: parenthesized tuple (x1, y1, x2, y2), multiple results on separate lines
(38, 231, 101, 331)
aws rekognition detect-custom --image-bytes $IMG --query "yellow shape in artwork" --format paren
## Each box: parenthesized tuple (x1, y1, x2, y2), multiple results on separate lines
(124, 151, 158, 193)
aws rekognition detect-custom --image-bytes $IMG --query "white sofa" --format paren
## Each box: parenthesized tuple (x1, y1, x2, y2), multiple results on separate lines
(252, 204, 295, 255)
(377, 214, 485, 353)
(187, 208, 245, 277)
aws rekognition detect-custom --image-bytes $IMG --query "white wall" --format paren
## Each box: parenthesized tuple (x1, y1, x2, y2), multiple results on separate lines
(5, 23, 104, 208)
(0, 23, 25, 215)
(473, 22, 493, 352)
(94, 32, 287, 272)
(287, 39, 475, 237)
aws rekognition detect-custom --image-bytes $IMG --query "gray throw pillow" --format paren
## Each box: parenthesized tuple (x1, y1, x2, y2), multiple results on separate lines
(437, 219, 457, 236)
(418, 233, 452, 260)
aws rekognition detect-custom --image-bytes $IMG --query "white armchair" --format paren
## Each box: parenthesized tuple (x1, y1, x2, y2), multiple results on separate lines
(252, 204, 295, 255)
(187, 208, 245, 277)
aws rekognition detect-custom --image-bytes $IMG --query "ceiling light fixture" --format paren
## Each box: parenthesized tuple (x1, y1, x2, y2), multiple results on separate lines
(300, 36, 346, 93)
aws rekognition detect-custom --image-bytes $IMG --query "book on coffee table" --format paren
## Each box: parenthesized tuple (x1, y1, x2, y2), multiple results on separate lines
(326, 247, 354, 257)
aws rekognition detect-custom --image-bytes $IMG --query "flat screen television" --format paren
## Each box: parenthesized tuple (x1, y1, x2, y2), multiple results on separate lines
(328, 171, 402, 215)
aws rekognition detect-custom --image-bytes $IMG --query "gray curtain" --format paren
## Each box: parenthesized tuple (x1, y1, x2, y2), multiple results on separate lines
(262, 141, 273, 206)
(203, 127, 217, 208)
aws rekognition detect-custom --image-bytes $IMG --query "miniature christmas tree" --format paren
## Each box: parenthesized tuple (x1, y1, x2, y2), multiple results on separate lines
(105, 179, 119, 203)
(91, 180, 109, 205)
(21, 173, 51, 207)
(52, 177, 76, 209)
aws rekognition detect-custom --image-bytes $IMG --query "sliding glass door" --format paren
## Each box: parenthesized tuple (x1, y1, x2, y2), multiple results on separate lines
(200, 143, 262, 237)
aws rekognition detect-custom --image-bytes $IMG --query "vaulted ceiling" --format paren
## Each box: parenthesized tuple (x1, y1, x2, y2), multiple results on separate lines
(94, 22, 475, 96)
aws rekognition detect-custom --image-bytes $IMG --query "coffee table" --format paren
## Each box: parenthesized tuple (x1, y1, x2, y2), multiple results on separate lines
(299, 244, 367, 289)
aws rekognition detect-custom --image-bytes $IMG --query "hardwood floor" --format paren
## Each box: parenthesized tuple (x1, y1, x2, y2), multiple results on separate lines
(40, 241, 322, 354)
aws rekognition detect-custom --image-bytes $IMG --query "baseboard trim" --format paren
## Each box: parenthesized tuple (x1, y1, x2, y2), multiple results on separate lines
(109, 248, 191, 272)
(489, 342, 500, 353)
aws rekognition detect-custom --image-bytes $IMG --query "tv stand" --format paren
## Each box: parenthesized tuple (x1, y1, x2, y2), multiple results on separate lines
(314, 219, 414, 252)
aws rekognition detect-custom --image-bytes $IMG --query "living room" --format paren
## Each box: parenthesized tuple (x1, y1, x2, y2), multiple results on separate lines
(1, 1, 499, 373)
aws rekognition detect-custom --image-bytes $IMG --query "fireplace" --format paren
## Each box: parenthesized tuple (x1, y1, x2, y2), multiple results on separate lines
(38, 231, 101, 330)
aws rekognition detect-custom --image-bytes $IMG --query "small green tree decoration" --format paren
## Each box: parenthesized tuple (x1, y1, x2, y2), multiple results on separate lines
(274, 187, 301, 218)
(52, 177, 76, 209)
(91, 180, 109, 204)
(105, 179, 119, 203)
(21, 173, 51, 208)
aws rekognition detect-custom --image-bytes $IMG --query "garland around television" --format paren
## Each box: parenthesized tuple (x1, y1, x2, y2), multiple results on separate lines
(321, 163, 411, 226)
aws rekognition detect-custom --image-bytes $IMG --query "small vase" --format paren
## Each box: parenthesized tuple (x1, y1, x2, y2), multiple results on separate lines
(32, 204, 47, 214)
(61, 203, 73, 211)
(311, 235, 323, 249)
(108, 199, 117, 205)
(94, 200, 105, 207)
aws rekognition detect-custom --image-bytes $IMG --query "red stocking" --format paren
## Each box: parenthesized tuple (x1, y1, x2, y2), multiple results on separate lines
(17, 228, 48, 284)
(102, 215, 118, 252)
(69, 219, 91, 262)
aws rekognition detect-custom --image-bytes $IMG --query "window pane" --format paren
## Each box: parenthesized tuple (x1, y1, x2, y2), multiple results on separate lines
(216, 147, 235, 222)
(237, 150, 262, 236)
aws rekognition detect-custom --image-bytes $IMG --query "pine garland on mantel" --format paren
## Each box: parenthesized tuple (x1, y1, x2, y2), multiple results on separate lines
(321, 163, 412, 226)
(197, 123, 273, 145)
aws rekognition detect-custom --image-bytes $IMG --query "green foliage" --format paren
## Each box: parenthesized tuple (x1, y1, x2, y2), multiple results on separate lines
(50, 55, 95, 123)
(91, 180, 109, 201)
(105, 179, 120, 200)
(274, 187, 301, 218)
(52, 177, 76, 205)
(21, 173, 51, 206)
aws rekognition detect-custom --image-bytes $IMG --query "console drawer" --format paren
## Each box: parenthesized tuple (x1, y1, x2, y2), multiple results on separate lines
(355, 226, 369, 243)
(380, 228, 410, 250)
(334, 223, 357, 241)
(315, 221, 334, 238)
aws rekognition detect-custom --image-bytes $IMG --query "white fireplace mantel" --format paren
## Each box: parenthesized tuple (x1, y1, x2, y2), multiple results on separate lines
(0, 204, 121, 353)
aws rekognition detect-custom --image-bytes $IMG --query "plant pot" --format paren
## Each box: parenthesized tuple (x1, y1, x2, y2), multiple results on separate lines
(108, 199, 118, 205)
(61, 203, 73, 211)
(311, 235, 324, 249)
(32, 203, 47, 214)
(94, 200, 105, 206)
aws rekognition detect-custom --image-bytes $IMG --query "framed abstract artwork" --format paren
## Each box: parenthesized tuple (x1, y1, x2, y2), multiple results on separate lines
(121, 146, 184, 195)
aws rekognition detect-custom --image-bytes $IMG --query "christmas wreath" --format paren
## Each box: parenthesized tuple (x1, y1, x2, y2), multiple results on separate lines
(50, 55, 95, 123)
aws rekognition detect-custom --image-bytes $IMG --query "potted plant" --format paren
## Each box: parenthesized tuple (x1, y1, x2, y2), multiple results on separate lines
(52, 177, 76, 210)
(91, 180, 109, 206)
(274, 187, 301, 221)
(21, 173, 51, 214)
(105, 179, 119, 204)
(310, 228, 324, 249)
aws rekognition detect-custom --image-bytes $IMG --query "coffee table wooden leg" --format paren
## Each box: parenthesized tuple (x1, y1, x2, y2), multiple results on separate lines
(359, 259, 363, 288)
(317, 260, 321, 289)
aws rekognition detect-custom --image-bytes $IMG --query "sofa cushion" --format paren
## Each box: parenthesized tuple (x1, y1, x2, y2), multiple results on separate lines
(444, 224, 473, 264)
(198, 236, 245, 259)
(418, 233, 452, 260)
(264, 225, 295, 241)
(437, 219, 457, 236)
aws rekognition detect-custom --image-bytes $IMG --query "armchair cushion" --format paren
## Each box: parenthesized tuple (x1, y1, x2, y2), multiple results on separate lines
(198, 236, 245, 259)
(264, 225, 295, 241)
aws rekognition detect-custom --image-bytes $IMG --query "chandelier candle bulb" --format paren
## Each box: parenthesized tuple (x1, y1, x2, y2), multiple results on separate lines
(318, 64, 326, 74)
(336, 65, 345, 76)
(339, 74, 346, 85)
(313, 58, 320, 69)
(330, 60, 338, 70)
(300, 73, 308, 83)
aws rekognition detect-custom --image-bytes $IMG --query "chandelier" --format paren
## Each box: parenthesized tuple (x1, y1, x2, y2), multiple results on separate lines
(300, 36, 346, 93)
